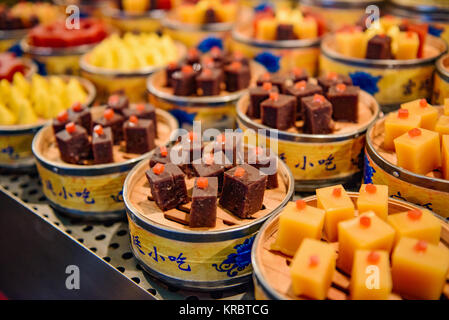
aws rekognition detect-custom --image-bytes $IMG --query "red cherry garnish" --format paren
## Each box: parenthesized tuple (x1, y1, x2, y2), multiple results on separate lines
(160, 146, 168, 157)
(295, 80, 306, 90)
(408, 128, 421, 138)
(336, 83, 346, 92)
(129, 115, 139, 124)
(309, 255, 319, 267)
(197, 177, 208, 189)
(313, 94, 325, 103)
(398, 108, 409, 119)
(104, 109, 114, 120)
(296, 199, 307, 210)
(152, 163, 165, 175)
(65, 122, 76, 134)
(367, 251, 380, 264)
(108, 95, 119, 105)
(414, 240, 427, 253)
(407, 209, 422, 220)
(136, 104, 145, 112)
(419, 99, 427, 108)
(182, 65, 193, 74)
(234, 167, 246, 177)
(365, 184, 377, 194)
(72, 102, 83, 112)
(262, 82, 272, 91)
(360, 216, 371, 228)
(94, 124, 103, 136)
(332, 187, 341, 197)
(269, 92, 279, 101)
(57, 111, 68, 122)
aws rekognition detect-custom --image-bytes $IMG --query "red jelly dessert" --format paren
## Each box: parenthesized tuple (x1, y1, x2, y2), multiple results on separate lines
(28, 19, 107, 48)
(0, 53, 26, 82)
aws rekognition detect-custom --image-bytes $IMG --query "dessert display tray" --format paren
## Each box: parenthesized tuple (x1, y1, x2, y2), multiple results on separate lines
(236, 89, 380, 192)
(320, 34, 447, 112)
(433, 53, 449, 105)
(251, 192, 449, 300)
(365, 109, 449, 219)
(0, 172, 254, 300)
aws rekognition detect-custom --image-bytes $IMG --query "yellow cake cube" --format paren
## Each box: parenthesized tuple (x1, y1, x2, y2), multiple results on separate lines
(387, 208, 441, 245)
(395, 31, 419, 60)
(271, 200, 325, 256)
(443, 135, 449, 180)
(357, 184, 389, 220)
(256, 17, 277, 40)
(350, 250, 392, 300)
(444, 98, 449, 116)
(293, 17, 318, 40)
(290, 238, 336, 300)
(434, 115, 449, 138)
(384, 106, 422, 150)
(400, 99, 438, 130)
(215, 2, 237, 22)
(380, 15, 402, 33)
(394, 127, 441, 175)
(335, 30, 367, 59)
(316, 185, 355, 242)
(391, 237, 449, 299)
(338, 211, 396, 274)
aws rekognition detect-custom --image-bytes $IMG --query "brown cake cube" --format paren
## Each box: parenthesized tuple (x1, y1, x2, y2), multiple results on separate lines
(93, 109, 125, 145)
(165, 61, 181, 87)
(107, 93, 129, 115)
(192, 153, 225, 191)
(55, 122, 91, 164)
(260, 92, 296, 130)
(224, 61, 251, 92)
(219, 164, 267, 218)
(123, 116, 156, 154)
(205, 8, 220, 23)
(289, 67, 309, 83)
(172, 65, 197, 96)
(256, 72, 291, 93)
(245, 146, 278, 189)
(68, 102, 92, 133)
(145, 163, 188, 211)
(171, 131, 204, 177)
(211, 150, 234, 170)
(327, 83, 360, 123)
(122, 103, 157, 137)
(302, 94, 334, 134)
(317, 72, 353, 92)
(224, 51, 250, 67)
(196, 68, 221, 96)
(276, 23, 297, 40)
(190, 177, 218, 228)
(285, 80, 323, 120)
(149, 145, 171, 167)
(247, 82, 279, 119)
(186, 47, 201, 65)
(366, 34, 392, 60)
(92, 125, 114, 164)
(52, 110, 70, 134)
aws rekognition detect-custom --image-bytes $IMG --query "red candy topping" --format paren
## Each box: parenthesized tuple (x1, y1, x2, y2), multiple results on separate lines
(419, 98, 427, 108)
(188, 47, 199, 56)
(211, 46, 221, 55)
(104, 109, 114, 120)
(295, 80, 306, 90)
(365, 184, 377, 194)
(398, 108, 409, 119)
(296, 199, 307, 210)
(332, 187, 341, 197)
(367, 251, 380, 264)
(108, 95, 119, 105)
(57, 111, 68, 122)
(229, 61, 242, 70)
(407, 209, 422, 220)
(188, 131, 197, 142)
(93, 124, 103, 136)
(327, 71, 338, 80)
(182, 65, 194, 74)
(313, 94, 325, 103)
(217, 134, 225, 143)
(160, 146, 168, 157)
(414, 240, 427, 253)
(153, 163, 165, 175)
(197, 177, 209, 189)
(309, 255, 320, 267)
(269, 92, 279, 101)
(360, 216, 371, 228)
(262, 72, 270, 80)
(234, 167, 246, 177)
(65, 122, 76, 134)
(408, 128, 421, 138)
(72, 102, 83, 112)
(136, 104, 145, 112)
(202, 68, 212, 76)
(336, 83, 346, 92)
(129, 116, 138, 124)
(168, 62, 177, 69)
(262, 82, 272, 91)
(292, 67, 303, 76)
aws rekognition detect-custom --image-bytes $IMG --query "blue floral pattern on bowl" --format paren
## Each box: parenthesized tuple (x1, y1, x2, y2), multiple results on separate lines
(212, 236, 255, 277)
(349, 71, 382, 96)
